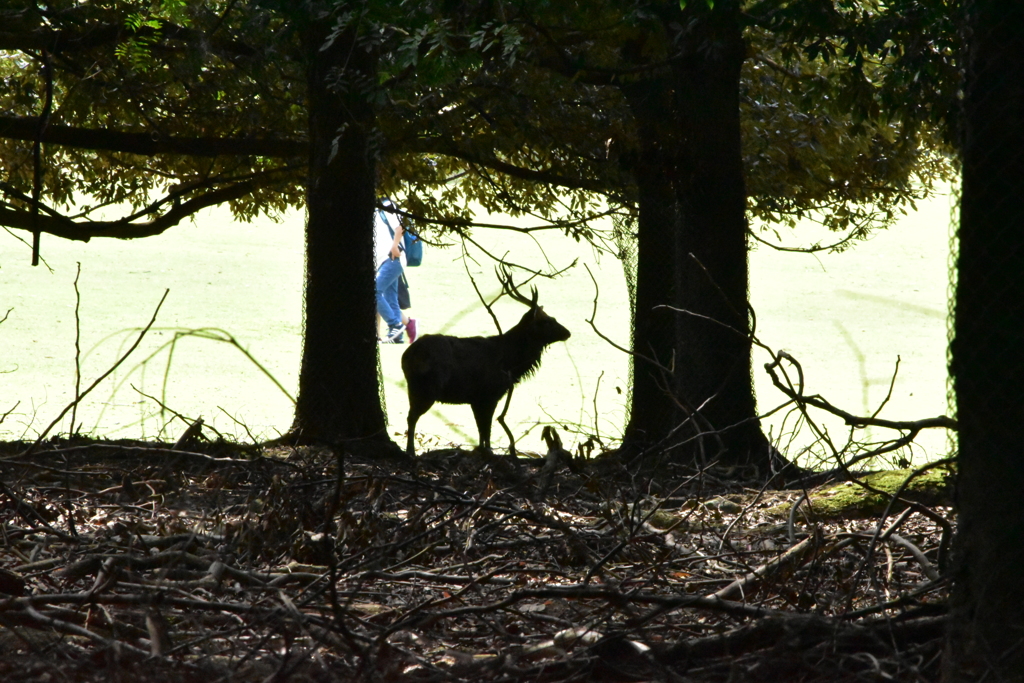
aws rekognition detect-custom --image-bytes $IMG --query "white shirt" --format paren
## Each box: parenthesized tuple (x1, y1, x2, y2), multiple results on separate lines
(374, 201, 406, 269)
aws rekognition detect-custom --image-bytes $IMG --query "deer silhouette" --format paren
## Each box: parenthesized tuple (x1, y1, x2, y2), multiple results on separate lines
(401, 268, 571, 456)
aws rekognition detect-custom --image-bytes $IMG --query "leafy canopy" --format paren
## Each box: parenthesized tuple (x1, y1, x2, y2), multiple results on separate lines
(0, 0, 958, 252)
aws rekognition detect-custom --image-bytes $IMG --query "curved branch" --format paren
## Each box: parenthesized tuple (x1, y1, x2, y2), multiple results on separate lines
(0, 181, 257, 241)
(764, 351, 958, 432)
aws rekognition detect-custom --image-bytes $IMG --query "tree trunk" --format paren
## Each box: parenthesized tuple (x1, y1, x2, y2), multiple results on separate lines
(620, 76, 688, 457)
(289, 15, 392, 449)
(945, 1, 1024, 680)
(622, 3, 773, 472)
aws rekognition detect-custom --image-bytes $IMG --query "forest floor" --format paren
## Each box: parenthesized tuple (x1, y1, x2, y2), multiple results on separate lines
(0, 436, 954, 682)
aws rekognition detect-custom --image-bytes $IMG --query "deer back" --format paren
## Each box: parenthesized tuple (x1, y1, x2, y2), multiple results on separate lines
(402, 333, 511, 405)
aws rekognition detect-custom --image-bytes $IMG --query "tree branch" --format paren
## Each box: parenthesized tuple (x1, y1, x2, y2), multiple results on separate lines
(0, 15, 259, 61)
(0, 116, 306, 158)
(404, 135, 615, 194)
(0, 181, 257, 241)
(764, 351, 958, 432)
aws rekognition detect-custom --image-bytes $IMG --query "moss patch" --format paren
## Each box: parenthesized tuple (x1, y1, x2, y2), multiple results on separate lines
(769, 466, 955, 520)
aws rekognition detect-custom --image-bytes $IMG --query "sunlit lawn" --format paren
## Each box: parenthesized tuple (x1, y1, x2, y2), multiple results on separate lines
(0, 189, 954, 462)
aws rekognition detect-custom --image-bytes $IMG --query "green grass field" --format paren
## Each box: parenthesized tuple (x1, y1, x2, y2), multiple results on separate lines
(0, 191, 955, 462)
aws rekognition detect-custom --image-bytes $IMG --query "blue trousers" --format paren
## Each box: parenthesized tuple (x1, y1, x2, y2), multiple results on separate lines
(375, 257, 403, 329)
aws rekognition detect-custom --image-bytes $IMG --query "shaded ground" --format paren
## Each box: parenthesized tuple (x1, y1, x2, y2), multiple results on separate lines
(0, 437, 953, 682)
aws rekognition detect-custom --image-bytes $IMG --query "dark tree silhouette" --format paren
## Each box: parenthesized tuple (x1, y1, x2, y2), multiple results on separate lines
(946, 1, 1024, 679)
(619, 2, 772, 470)
(289, 10, 391, 448)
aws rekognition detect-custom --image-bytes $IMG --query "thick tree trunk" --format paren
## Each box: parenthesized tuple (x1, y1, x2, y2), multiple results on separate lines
(669, 5, 768, 469)
(289, 17, 392, 448)
(620, 77, 688, 456)
(945, 1, 1024, 680)
(622, 4, 772, 471)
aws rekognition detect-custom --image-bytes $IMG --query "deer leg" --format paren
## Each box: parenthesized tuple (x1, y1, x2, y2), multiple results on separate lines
(406, 395, 434, 457)
(496, 388, 516, 457)
(471, 399, 500, 453)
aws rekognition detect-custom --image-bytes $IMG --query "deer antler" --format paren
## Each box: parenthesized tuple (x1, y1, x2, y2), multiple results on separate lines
(496, 265, 538, 308)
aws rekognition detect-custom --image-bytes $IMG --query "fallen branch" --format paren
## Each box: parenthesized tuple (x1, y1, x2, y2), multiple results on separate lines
(713, 530, 822, 601)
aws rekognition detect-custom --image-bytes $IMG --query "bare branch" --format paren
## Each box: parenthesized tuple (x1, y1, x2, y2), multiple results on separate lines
(764, 351, 957, 433)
